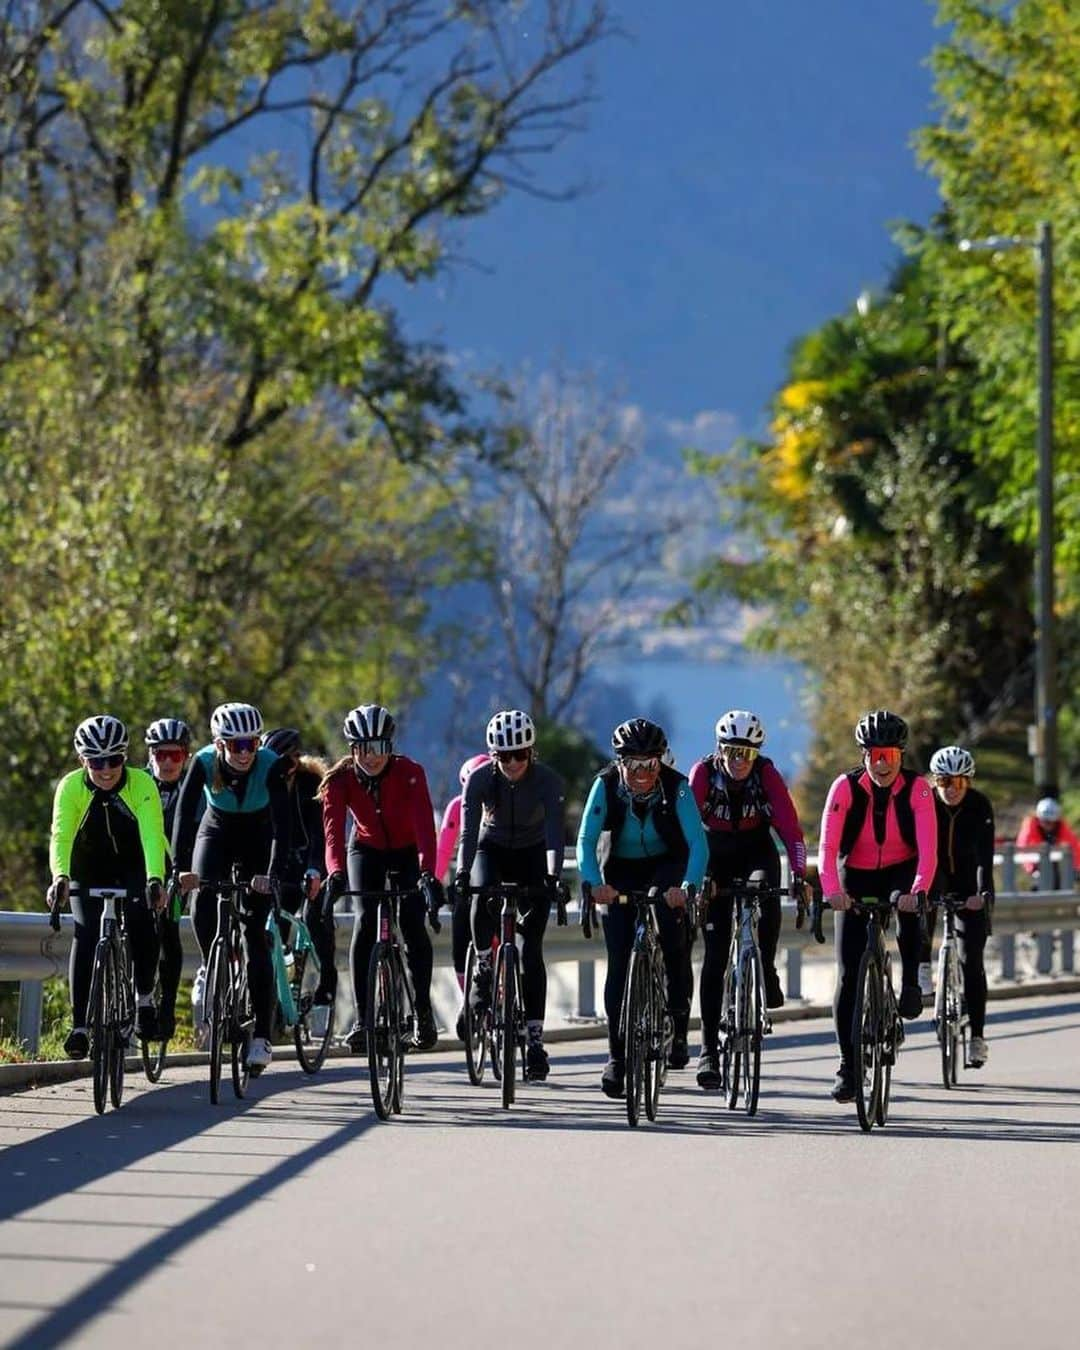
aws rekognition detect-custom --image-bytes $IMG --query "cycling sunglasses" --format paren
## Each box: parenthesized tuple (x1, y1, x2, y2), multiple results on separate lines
(85, 753, 125, 771)
(496, 748, 531, 764)
(933, 773, 968, 789)
(150, 746, 187, 765)
(224, 736, 259, 754)
(720, 745, 758, 763)
(355, 739, 393, 756)
(621, 756, 660, 773)
(865, 746, 902, 768)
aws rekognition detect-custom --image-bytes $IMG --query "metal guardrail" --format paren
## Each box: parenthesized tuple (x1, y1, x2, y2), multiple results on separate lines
(3, 845, 1076, 1054)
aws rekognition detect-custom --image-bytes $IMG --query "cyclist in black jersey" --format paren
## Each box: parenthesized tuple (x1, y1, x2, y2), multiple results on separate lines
(928, 745, 994, 1068)
(145, 717, 192, 1041)
(456, 710, 566, 1082)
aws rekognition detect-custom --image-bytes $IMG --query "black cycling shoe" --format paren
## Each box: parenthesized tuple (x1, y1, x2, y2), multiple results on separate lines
(668, 1035, 690, 1070)
(414, 1009, 438, 1051)
(469, 960, 492, 1020)
(64, 1028, 89, 1060)
(344, 1020, 366, 1054)
(764, 967, 785, 1009)
(830, 1067, 856, 1102)
(136, 1005, 159, 1042)
(313, 980, 337, 1007)
(898, 984, 923, 1020)
(696, 1050, 722, 1091)
(525, 1041, 550, 1082)
(157, 1005, 176, 1042)
(601, 1057, 626, 1098)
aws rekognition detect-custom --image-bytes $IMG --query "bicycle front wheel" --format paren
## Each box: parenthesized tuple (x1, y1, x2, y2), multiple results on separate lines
(463, 945, 487, 1086)
(623, 951, 648, 1128)
(367, 943, 399, 1121)
(494, 944, 518, 1109)
(852, 951, 881, 1132)
(644, 959, 663, 1123)
(89, 944, 111, 1115)
(743, 950, 763, 1117)
(938, 943, 957, 1089)
(230, 957, 252, 1099)
(206, 944, 227, 1105)
(293, 949, 334, 1074)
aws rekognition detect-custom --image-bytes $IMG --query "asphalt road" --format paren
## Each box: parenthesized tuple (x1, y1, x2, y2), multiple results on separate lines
(2, 996, 1079, 1349)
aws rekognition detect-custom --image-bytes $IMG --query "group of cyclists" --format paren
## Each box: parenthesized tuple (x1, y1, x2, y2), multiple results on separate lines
(47, 695, 1002, 1103)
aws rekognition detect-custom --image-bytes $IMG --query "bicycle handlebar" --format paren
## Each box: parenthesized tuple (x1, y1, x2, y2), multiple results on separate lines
(811, 889, 928, 944)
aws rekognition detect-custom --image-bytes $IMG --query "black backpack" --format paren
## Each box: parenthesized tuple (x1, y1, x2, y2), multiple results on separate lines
(838, 767, 918, 858)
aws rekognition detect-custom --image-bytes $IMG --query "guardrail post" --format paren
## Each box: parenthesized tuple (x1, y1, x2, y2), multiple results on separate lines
(577, 960, 596, 1018)
(1036, 931, 1054, 975)
(1000, 842, 1017, 893)
(999, 933, 1016, 982)
(786, 946, 802, 1001)
(1061, 848, 1076, 892)
(1060, 930, 1074, 973)
(17, 980, 44, 1055)
(1038, 843, 1052, 891)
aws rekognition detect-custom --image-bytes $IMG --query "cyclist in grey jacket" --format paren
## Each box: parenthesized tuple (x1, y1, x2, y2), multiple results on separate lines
(455, 710, 565, 1082)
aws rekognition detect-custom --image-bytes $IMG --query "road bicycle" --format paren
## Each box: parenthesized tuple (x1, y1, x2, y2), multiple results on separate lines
(583, 882, 694, 1128)
(459, 880, 567, 1108)
(711, 874, 804, 1116)
(813, 890, 926, 1132)
(267, 882, 336, 1074)
(204, 865, 256, 1105)
(75, 888, 138, 1114)
(931, 879, 990, 1088)
(342, 877, 442, 1121)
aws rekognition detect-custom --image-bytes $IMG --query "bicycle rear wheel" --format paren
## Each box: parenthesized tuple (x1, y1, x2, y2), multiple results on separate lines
(852, 952, 881, 1133)
(623, 952, 647, 1128)
(230, 957, 252, 1099)
(366, 944, 399, 1121)
(494, 944, 518, 1109)
(743, 950, 763, 1117)
(292, 949, 334, 1074)
(89, 944, 111, 1115)
(463, 945, 487, 1085)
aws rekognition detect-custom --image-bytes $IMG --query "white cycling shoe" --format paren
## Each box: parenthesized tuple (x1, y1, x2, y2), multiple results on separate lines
(247, 1038, 273, 1071)
(191, 966, 209, 1049)
(969, 1036, 988, 1068)
(918, 962, 934, 1000)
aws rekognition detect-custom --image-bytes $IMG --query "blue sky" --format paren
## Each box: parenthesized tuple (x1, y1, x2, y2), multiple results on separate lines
(398, 1, 944, 451)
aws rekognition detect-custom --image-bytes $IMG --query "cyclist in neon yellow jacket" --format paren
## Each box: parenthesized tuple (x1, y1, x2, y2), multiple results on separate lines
(47, 715, 167, 1059)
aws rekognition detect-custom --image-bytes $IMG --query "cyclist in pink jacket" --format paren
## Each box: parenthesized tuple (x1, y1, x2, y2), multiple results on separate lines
(818, 709, 937, 1102)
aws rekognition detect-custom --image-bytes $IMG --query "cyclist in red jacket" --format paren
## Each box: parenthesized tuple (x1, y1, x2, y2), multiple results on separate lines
(320, 705, 441, 1052)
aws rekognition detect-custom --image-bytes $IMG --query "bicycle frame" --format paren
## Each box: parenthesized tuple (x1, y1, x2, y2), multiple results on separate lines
(933, 894, 974, 1084)
(267, 899, 320, 1031)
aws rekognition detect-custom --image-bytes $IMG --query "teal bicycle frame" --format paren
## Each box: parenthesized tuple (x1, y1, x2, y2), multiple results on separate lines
(266, 905, 320, 1030)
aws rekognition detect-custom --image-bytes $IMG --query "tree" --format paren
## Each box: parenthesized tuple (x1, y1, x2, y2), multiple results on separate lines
(478, 367, 676, 722)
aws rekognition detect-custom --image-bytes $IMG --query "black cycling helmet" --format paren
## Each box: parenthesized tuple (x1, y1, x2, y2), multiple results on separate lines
(262, 727, 302, 757)
(611, 718, 668, 759)
(145, 717, 191, 748)
(855, 709, 908, 750)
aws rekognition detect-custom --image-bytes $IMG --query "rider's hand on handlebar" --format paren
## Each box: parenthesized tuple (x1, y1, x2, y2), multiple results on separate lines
(664, 886, 687, 910)
(591, 883, 618, 905)
(250, 873, 273, 895)
(146, 878, 165, 911)
(825, 891, 852, 912)
(46, 875, 70, 910)
(179, 871, 200, 894)
(453, 870, 471, 897)
(896, 892, 920, 914)
(303, 868, 322, 901)
(965, 894, 986, 911)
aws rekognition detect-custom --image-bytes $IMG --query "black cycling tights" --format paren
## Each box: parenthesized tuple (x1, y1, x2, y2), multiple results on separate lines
(69, 888, 158, 1029)
(347, 845, 433, 1018)
(191, 806, 275, 1039)
(833, 862, 920, 1068)
(469, 842, 550, 1024)
(600, 856, 690, 1060)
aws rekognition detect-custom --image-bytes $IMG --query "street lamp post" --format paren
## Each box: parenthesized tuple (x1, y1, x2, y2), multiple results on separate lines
(958, 222, 1057, 793)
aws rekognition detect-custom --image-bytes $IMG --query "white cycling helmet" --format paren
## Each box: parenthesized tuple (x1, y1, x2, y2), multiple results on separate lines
(210, 702, 263, 739)
(486, 710, 535, 752)
(74, 714, 128, 756)
(715, 709, 766, 748)
(930, 745, 976, 778)
(1036, 797, 1063, 823)
(343, 704, 395, 745)
(145, 717, 191, 748)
